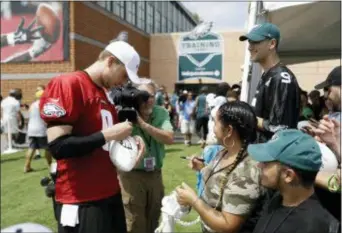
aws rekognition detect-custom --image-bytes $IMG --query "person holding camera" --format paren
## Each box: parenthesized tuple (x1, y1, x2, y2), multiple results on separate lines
(118, 80, 174, 233)
(39, 40, 147, 233)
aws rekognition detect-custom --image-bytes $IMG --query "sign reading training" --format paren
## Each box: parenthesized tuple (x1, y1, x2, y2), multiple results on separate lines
(178, 22, 223, 82)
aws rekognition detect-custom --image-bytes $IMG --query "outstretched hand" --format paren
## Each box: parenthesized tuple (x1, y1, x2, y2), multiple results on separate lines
(13, 17, 44, 45)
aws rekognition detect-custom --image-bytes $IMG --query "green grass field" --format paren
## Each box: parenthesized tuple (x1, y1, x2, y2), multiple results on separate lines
(1, 144, 202, 232)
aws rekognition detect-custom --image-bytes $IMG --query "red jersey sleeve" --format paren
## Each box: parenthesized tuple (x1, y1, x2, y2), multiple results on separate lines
(40, 75, 83, 126)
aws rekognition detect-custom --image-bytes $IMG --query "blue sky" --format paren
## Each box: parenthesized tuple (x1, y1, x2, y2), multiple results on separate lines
(181, 1, 249, 31)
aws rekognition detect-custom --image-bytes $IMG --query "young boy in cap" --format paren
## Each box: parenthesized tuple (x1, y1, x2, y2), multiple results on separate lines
(248, 129, 339, 233)
(240, 23, 301, 142)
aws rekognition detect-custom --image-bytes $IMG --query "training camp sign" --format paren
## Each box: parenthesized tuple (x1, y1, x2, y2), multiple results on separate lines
(178, 22, 224, 82)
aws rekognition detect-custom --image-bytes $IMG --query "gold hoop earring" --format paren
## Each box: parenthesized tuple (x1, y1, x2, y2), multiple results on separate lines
(223, 139, 235, 148)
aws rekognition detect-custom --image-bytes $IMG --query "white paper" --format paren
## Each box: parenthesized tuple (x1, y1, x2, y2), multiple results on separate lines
(60, 204, 79, 227)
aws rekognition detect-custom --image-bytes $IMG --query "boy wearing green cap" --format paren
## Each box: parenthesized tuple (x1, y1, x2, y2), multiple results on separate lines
(248, 129, 339, 233)
(240, 23, 301, 142)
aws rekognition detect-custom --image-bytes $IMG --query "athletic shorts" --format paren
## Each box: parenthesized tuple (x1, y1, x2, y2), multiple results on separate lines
(29, 137, 48, 149)
(55, 193, 127, 233)
(181, 119, 195, 134)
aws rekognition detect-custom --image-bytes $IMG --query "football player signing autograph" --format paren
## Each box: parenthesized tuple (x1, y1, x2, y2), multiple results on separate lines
(240, 23, 300, 142)
(39, 41, 148, 233)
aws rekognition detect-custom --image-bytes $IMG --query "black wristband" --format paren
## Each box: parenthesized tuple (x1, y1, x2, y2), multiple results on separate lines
(48, 131, 106, 160)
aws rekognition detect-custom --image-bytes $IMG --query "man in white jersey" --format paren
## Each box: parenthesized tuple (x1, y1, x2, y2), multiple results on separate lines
(1, 89, 22, 149)
(24, 90, 52, 172)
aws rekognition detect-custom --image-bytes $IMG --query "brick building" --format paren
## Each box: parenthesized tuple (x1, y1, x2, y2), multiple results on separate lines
(1, 1, 197, 104)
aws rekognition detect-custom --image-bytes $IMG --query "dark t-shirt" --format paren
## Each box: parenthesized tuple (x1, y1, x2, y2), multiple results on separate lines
(315, 186, 341, 220)
(253, 192, 339, 233)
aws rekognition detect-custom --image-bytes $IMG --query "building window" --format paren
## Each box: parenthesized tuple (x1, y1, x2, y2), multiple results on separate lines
(178, 10, 182, 31)
(167, 2, 173, 24)
(167, 19, 173, 32)
(137, 1, 145, 31)
(113, 1, 124, 18)
(146, 2, 154, 33)
(161, 15, 167, 33)
(162, 2, 168, 16)
(97, 1, 111, 11)
(125, 1, 136, 25)
(97, 1, 106, 8)
(172, 4, 176, 31)
(183, 15, 188, 31)
(154, 10, 161, 33)
(154, 1, 162, 12)
(183, 16, 188, 32)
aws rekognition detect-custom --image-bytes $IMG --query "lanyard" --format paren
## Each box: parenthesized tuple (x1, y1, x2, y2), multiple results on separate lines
(137, 127, 153, 157)
(201, 149, 234, 197)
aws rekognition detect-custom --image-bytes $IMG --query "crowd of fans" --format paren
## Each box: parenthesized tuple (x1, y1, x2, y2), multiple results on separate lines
(0, 23, 340, 233)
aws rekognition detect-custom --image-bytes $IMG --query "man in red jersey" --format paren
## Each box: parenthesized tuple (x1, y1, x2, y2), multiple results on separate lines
(39, 40, 148, 233)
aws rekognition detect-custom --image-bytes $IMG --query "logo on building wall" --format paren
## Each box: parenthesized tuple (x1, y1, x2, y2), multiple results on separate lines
(178, 22, 224, 82)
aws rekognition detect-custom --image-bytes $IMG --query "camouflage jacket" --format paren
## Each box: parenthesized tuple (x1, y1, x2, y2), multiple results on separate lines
(200, 152, 266, 232)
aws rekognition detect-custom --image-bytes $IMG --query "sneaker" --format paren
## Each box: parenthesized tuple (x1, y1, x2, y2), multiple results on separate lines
(24, 168, 34, 173)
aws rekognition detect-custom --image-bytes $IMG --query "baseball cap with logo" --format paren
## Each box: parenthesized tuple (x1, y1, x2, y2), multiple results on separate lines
(239, 23, 280, 43)
(248, 129, 322, 171)
(105, 41, 150, 84)
(314, 66, 341, 90)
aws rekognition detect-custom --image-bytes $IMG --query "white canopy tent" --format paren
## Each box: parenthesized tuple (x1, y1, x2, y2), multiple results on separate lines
(241, 1, 341, 103)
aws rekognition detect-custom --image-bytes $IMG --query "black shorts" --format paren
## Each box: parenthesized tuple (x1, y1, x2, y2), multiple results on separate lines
(29, 137, 48, 149)
(56, 193, 127, 233)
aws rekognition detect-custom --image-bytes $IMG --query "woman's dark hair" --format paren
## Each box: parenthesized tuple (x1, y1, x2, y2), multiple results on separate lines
(301, 90, 308, 97)
(308, 90, 321, 102)
(215, 101, 258, 209)
(216, 82, 231, 97)
(218, 101, 257, 144)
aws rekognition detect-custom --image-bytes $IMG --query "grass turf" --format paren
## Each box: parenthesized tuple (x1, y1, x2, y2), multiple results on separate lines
(1, 144, 203, 232)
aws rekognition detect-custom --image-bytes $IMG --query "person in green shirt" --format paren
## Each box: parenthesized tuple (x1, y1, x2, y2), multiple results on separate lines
(118, 81, 174, 233)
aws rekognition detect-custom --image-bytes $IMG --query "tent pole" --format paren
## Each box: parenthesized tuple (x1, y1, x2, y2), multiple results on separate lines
(240, 2, 258, 102)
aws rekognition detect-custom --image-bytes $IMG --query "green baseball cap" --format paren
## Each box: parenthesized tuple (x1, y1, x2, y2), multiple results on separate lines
(239, 23, 280, 42)
(248, 129, 322, 171)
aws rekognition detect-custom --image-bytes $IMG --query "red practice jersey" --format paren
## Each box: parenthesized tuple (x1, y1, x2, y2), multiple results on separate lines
(40, 71, 120, 204)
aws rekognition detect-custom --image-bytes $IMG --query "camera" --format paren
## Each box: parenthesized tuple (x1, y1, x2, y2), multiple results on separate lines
(110, 83, 150, 123)
(41, 162, 58, 220)
(40, 163, 57, 198)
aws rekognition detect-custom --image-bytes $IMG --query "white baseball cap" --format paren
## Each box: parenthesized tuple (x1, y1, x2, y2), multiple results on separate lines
(105, 41, 150, 84)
